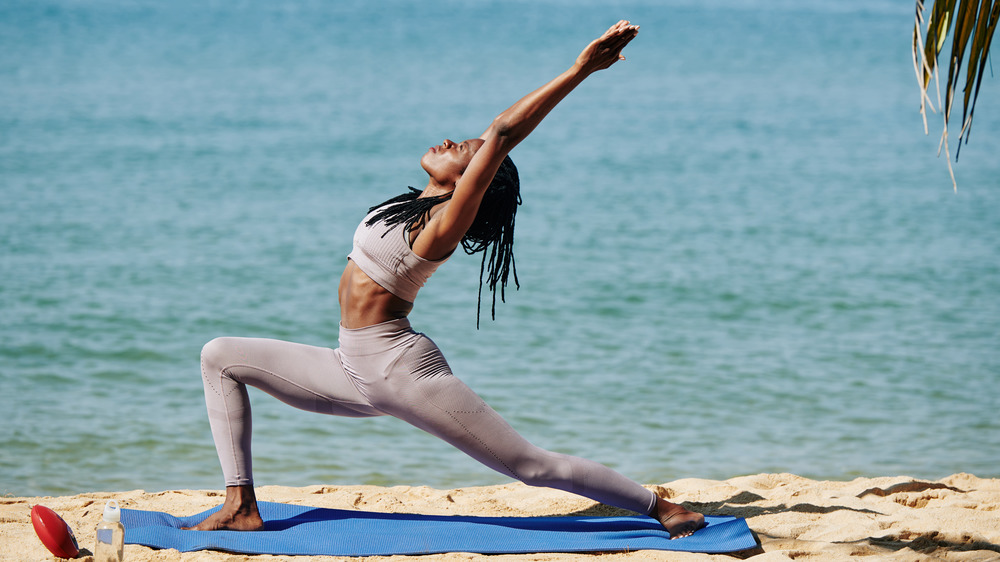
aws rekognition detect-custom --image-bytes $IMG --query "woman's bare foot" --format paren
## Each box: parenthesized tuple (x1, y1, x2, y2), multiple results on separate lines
(652, 495, 705, 539)
(183, 485, 264, 531)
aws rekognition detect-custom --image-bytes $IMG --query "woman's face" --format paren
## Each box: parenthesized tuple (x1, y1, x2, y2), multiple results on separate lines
(420, 138, 484, 187)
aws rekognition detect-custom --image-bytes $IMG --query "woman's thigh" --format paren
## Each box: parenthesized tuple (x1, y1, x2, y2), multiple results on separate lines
(203, 336, 382, 417)
(359, 334, 538, 479)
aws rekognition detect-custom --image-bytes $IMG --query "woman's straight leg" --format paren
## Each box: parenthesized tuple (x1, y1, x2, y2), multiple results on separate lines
(343, 331, 657, 515)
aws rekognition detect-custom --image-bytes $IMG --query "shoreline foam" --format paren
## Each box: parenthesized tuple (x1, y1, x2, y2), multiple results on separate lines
(3, 474, 997, 561)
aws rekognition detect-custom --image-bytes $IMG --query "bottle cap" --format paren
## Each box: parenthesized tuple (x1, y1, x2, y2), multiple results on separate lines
(103, 500, 121, 523)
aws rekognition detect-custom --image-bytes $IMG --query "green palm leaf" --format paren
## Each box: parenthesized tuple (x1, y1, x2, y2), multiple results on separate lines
(913, 0, 997, 188)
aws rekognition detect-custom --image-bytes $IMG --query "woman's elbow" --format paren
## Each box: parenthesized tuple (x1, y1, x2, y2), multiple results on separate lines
(490, 114, 514, 138)
(486, 116, 520, 150)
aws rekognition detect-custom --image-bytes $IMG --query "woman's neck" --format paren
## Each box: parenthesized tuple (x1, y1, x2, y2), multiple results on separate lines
(420, 180, 455, 199)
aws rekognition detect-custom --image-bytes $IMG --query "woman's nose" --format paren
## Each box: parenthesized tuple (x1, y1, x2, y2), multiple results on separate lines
(442, 139, 454, 149)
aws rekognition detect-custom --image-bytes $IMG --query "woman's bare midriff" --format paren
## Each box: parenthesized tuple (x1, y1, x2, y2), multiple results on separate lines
(338, 260, 414, 329)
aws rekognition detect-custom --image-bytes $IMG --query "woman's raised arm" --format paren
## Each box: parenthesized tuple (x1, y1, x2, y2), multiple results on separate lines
(483, 20, 640, 148)
(427, 21, 639, 254)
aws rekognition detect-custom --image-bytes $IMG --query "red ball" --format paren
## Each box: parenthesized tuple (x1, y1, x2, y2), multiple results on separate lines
(30, 505, 80, 559)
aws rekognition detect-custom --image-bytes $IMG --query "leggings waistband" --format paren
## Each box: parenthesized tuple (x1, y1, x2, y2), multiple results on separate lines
(338, 317, 416, 356)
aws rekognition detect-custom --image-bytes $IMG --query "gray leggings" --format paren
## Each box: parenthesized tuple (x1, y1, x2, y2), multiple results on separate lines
(199, 318, 656, 515)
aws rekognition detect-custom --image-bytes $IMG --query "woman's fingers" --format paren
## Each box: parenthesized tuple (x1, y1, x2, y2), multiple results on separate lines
(602, 22, 639, 53)
(601, 20, 637, 41)
(578, 21, 639, 71)
(609, 20, 633, 35)
(602, 24, 639, 61)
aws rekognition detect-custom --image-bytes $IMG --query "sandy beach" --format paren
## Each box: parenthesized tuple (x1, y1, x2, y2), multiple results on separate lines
(2, 473, 998, 561)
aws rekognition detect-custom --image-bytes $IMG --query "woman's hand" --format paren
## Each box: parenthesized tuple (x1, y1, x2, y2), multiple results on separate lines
(575, 20, 640, 74)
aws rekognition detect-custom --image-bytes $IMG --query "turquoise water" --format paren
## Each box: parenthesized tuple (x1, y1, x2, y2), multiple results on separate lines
(2, 1, 998, 497)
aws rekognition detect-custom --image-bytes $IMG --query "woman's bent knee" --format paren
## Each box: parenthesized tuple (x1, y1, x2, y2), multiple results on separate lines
(201, 337, 240, 376)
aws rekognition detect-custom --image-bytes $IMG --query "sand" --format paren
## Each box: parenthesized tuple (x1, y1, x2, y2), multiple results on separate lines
(2, 473, 998, 561)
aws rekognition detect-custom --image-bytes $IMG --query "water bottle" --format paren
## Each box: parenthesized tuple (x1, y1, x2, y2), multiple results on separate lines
(94, 500, 124, 562)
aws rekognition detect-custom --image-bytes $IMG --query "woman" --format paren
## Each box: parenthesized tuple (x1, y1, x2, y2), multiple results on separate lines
(188, 21, 705, 539)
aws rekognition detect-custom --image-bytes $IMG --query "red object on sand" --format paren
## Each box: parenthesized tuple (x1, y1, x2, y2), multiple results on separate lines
(31, 505, 80, 559)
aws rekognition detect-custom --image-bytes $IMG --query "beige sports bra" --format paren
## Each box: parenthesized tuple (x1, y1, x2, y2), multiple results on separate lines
(347, 210, 449, 302)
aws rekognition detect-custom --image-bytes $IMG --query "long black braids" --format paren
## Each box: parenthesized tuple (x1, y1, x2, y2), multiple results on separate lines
(365, 155, 521, 327)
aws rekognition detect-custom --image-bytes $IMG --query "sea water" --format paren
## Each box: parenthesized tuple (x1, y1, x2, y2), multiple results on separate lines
(1, 0, 998, 497)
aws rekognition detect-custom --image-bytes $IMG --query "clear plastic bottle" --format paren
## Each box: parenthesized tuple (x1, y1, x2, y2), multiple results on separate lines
(94, 499, 124, 562)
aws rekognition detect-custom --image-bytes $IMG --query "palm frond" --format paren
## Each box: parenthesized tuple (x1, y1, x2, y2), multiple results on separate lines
(913, 0, 998, 189)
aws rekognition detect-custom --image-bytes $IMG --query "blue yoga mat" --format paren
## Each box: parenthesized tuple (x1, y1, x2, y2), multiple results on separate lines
(123, 501, 757, 556)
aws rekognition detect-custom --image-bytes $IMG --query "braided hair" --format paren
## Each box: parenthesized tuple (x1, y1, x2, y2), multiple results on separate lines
(365, 155, 521, 327)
